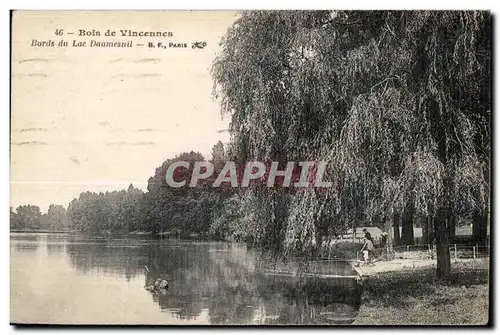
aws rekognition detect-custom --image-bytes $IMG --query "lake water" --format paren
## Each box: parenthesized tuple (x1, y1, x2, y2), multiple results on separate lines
(10, 233, 362, 325)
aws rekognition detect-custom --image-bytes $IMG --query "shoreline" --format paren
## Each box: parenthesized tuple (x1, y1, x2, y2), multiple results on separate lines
(354, 260, 489, 325)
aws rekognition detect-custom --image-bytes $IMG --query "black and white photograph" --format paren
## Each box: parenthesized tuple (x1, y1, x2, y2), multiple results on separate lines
(9, 9, 491, 326)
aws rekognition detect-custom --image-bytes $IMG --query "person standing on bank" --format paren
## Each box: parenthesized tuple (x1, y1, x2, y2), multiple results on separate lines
(362, 229, 373, 242)
(361, 237, 376, 263)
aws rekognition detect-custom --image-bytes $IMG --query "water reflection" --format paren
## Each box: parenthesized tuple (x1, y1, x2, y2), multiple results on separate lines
(140, 240, 362, 324)
(12, 242, 39, 253)
(11, 233, 362, 325)
(255, 276, 362, 324)
(11, 233, 41, 253)
(66, 236, 151, 280)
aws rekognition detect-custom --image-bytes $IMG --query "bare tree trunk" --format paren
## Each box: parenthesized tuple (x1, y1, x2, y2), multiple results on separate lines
(264, 191, 287, 254)
(428, 216, 435, 245)
(393, 213, 400, 246)
(315, 233, 323, 257)
(422, 216, 429, 245)
(435, 207, 451, 280)
(447, 214, 456, 242)
(401, 207, 414, 246)
(384, 219, 393, 251)
(352, 221, 356, 243)
(384, 219, 393, 260)
(473, 210, 487, 245)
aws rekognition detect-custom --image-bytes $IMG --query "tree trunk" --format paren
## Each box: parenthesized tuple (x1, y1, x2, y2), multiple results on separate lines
(447, 214, 456, 242)
(435, 207, 451, 280)
(401, 207, 414, 246)
(372, 215, 382, 244)
(352, 222, 356, 243)
(473, 210, 487, 245)
(315, 233, 323, 256)
(422, 216, 429, 245)
(384, 219, 393, 260)
(428, 216, 435, 245)
(393, 213, 400, 246)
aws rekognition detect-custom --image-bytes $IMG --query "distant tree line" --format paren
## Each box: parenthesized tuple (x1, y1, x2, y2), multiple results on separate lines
(10, 143, 234, 239)
(11, 204, 68, 232)
(66, 184, 146, 234)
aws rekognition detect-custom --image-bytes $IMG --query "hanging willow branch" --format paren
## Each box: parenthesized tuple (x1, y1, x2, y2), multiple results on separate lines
(212, 10, 491, 256)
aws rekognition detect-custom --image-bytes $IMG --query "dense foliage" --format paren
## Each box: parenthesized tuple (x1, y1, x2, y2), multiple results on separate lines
(10, 11, 490, 279)
(10, 205, 43, 230)
(66, 184, 146, 234)
(212, 11, 491, 277)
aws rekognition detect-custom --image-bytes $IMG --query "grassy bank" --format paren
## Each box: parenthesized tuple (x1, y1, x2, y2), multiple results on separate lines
(354, 260, 490, 325)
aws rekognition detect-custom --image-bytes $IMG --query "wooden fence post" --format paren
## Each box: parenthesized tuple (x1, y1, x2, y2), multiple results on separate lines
(454, 244, 457, 261)
(473, 246, 476, 259)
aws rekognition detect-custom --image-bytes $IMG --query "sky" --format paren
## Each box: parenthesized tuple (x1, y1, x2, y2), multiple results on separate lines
(10, 11, 236, 212)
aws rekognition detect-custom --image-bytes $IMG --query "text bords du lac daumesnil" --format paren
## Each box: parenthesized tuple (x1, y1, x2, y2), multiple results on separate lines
(30, 29, 184, 48)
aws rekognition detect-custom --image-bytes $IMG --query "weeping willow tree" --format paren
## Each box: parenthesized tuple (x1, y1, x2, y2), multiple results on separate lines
(212, 10, 490, 278)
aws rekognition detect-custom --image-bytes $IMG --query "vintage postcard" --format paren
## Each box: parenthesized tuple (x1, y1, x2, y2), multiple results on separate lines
(10, 10, 491, 326)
